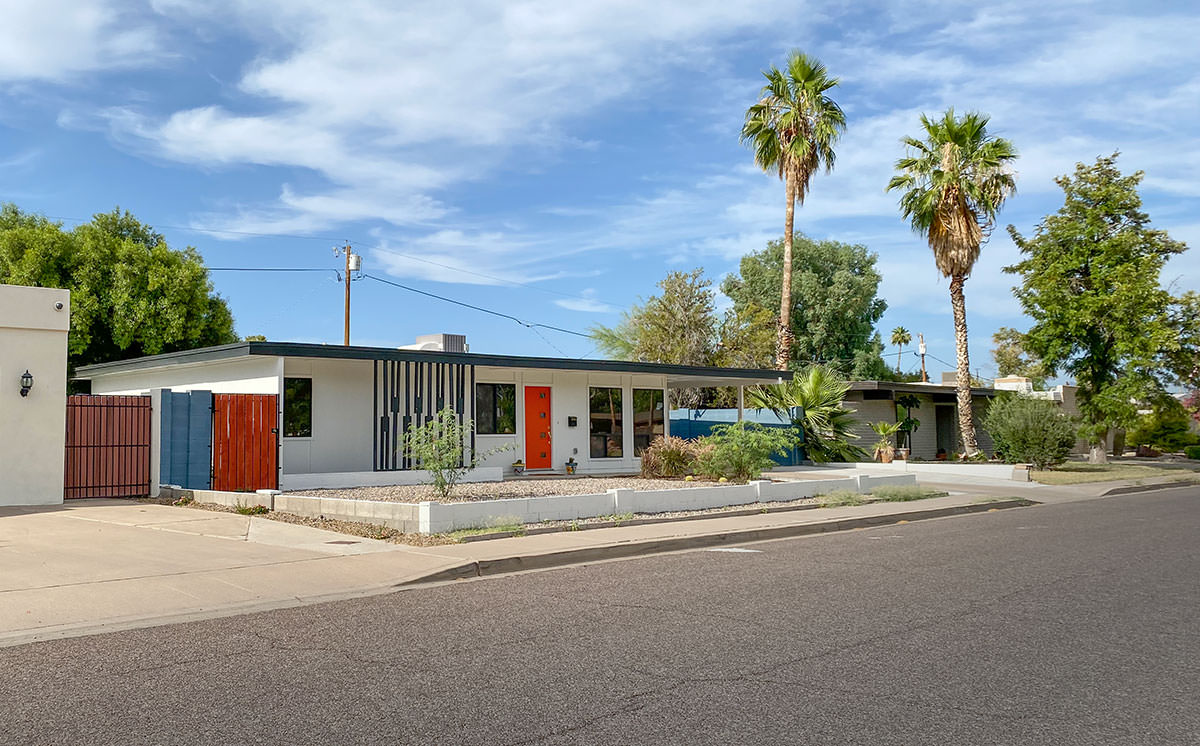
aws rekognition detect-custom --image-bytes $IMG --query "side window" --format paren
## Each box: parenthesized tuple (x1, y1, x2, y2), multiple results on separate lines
(283, 377, 313, 438)
(476, 383, 516, 434)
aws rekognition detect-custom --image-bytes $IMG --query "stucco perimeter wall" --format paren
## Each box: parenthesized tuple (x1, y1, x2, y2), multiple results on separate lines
(281, 467, 503, 491)
(421, 474, 918, 532)
(87, 356, 282, 396)
(0, 285, 70, 506)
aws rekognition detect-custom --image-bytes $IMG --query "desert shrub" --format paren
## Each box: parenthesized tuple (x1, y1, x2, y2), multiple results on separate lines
(1127, 398, 1200, 453)
(639, 436, 704, 477)
(694, 421, 798, 482)
(869, 485, 945, 502)
(1185, 445, 1200, 460)
(404, 408, 511, 498)
(983, 395, 1076, 470)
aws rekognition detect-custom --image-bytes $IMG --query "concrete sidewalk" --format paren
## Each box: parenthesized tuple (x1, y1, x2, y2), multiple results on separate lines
(0, 491, 1038, 647)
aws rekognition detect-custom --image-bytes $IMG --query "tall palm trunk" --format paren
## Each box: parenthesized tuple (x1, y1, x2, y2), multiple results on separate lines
(777, 172, 796, 370)
(896, 345, 903, 373)
(949, 274, 979, 456)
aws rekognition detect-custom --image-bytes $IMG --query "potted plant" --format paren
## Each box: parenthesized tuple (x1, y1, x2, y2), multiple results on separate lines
(895, 394, 922, 460)
(511, 459, 525, 475)
(870, 421, 903, 464)
(565, 457, 578, 475)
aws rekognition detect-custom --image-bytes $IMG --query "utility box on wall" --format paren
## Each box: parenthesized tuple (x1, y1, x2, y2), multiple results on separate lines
(0, 284, 70, 506)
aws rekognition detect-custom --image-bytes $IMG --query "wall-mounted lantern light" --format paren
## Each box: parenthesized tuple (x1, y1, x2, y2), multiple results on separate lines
(19, 370, 33, 397)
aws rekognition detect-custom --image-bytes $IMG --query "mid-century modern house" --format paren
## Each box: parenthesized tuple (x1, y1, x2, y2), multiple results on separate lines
(842, 380, 997, 459)
(75, 336, 789, 492)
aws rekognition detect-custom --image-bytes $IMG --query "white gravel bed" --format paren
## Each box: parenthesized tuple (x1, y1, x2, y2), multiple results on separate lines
(289, 476, 739, 503)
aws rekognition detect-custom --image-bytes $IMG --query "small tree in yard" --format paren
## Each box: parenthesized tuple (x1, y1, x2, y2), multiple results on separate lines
(695, 422, 798, 482)
(983, 395, 1076, 470)
(403, 408, 509, 499)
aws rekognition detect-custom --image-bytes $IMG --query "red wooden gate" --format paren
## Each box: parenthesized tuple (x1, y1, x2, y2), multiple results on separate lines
(211, 394, 279, 492)
(64, 395, 152, 499)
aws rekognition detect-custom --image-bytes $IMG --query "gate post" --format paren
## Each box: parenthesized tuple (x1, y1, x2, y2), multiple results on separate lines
(148, 389, 165, 497)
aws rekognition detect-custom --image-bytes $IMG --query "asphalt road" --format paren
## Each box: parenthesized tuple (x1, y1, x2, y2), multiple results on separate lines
(3, 487, 1198, 745)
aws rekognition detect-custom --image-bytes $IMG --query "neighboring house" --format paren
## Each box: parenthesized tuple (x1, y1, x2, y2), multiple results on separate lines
(0, 284, 70, 507)
(843, 380, 997, 460)
(75, 336, 787, 492)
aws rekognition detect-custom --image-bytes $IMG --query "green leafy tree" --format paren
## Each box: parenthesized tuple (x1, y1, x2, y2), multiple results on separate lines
(890, 326, 911, 373)
(991, 327, 1049, 388)
(887, 109, 1018, 456)
(746, 364, 866, 462)
(721, 235, 888, 378)
(0, 204, 238, 373)
(591, 269, 719, 408)
(1006, 154, 1188, 463)
(741, 51, 845, 370)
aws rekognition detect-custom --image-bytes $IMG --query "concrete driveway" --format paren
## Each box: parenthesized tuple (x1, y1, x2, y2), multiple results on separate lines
(0, 499, 464, 646)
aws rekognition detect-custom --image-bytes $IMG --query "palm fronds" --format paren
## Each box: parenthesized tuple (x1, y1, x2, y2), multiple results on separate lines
(746, 364, 866, 462)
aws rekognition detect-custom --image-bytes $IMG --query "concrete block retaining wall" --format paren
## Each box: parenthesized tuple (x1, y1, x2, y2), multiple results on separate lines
(849, 461, 1023, 481)
(168, 472, 918, 534)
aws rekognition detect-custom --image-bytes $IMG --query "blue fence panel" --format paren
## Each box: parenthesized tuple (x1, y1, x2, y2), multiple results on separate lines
(668, 408, 806, 465)
(160, 390, 213, 489)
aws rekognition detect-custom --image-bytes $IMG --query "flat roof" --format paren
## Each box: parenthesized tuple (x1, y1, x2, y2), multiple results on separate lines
(75, 341, 792, 387)
(848, 380, 995, 397)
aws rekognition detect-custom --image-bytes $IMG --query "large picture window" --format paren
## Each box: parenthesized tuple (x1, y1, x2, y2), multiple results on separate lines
(633, 388, 665, 456)
(476, 383, 516, 434)
(589, 387, 623, 458)
(283, 377, 312, 438)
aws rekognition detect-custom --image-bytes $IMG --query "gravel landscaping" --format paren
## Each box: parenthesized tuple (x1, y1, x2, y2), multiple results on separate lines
(288, 476, 733, 503)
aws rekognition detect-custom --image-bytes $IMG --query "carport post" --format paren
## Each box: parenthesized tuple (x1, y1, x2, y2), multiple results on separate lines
(737, 385, 744, 422)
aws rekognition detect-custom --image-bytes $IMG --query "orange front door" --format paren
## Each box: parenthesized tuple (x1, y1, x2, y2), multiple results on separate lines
(524, 386, 552, 469)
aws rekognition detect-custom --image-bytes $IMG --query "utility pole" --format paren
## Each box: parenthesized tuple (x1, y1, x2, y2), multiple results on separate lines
(334, 243, 361, 346)
(918, 333, 928, 383)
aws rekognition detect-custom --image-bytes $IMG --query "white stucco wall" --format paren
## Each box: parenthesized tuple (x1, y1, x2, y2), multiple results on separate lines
(0, 284, 70, 506)
(87, 356, 282, 396)
(474, 366, 667, 475)
(282, 357, 374, 474)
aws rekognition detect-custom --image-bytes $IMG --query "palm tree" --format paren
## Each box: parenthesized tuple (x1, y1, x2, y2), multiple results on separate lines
(890, 326, 912, 373)
(741, 51, 845, 371)
(886, 109, 1017, 456)
(747, 364, 866, 463)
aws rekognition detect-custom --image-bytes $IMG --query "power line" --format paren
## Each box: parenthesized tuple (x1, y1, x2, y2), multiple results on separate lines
(361, 273, 591, 339)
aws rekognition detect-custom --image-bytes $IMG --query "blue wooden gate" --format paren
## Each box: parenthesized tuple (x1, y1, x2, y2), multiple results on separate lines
(160, 390, 213, 489)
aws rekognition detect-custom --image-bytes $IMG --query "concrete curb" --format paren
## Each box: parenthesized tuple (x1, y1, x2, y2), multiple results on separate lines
(1100, 480, 1197, 497)
(403, 498, 1037, 586)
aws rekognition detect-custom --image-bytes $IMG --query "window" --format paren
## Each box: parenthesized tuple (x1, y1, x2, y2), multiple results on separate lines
(476, 383, 516, 435)
(283, 377, 312, 438)
(633, 389, 665, 456)
(589, 387, 623, 458)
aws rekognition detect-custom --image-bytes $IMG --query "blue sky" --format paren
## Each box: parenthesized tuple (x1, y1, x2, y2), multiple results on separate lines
(2, 1, 1197, 380)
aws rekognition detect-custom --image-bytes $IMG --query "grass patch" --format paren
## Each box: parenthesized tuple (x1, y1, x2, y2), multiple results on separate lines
(1031, 463, 1200, 485)
(450, 522, 526, 541)
(819, 490, 868, 507)
(234, 503, 270, 515)
(868, 485, 948, 502)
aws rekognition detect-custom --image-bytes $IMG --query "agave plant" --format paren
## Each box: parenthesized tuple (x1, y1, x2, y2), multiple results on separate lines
(746, 364, 866, 463)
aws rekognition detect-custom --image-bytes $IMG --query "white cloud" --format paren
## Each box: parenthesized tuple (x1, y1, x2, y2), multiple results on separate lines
(554, 289, 616, 314)
(99, 0, 801, 234)
(0, 1, 159, 83)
